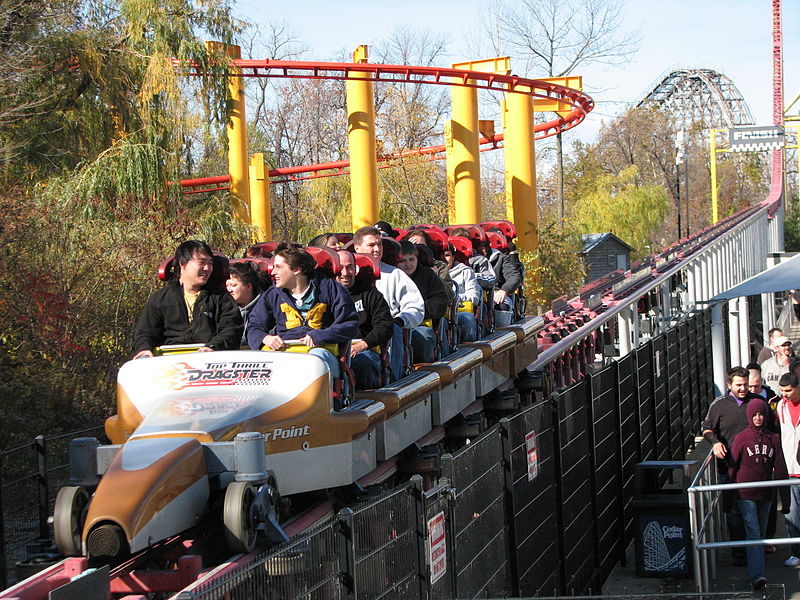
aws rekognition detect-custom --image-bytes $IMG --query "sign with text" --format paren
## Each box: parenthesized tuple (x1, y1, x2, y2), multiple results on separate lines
(427, 511, 447, 584)
(728, 125, 784, 152)
(525, 430, 539, 481)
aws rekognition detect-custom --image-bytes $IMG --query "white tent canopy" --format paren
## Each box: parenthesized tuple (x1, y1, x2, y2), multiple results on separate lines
(710, 253, 800, 301)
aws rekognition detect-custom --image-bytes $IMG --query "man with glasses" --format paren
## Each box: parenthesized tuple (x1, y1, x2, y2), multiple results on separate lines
(762, 336, 794, 390)
(747, 363, 777, 403)
(758, 328, 785, 364)
(133, 240, 243, 358)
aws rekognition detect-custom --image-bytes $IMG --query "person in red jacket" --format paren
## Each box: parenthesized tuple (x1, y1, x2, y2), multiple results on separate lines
(729, 398, 790, 590)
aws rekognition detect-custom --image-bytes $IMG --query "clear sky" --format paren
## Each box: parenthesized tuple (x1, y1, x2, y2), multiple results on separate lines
(237, 0, 799, 144)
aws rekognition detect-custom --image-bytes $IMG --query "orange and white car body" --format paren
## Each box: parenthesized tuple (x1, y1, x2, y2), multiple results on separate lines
(85, 350, 383, 555)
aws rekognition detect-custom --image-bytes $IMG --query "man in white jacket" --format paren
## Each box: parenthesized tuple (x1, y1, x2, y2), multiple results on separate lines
(776, 371, 800, 567)
(353, 226, 424, 380)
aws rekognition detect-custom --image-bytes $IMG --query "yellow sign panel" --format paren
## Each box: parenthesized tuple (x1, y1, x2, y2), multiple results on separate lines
(452, 57, 511, 76)
(534, 76, 583, 116)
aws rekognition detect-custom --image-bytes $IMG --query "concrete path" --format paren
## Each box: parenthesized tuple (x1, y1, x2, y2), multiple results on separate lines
(602, 438, 800, 599)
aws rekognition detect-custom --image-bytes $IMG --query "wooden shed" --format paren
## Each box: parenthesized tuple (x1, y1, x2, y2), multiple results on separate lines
(580, 233, 634, 283)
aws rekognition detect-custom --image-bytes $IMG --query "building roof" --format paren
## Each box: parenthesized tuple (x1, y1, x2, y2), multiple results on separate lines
(580, 232, 635, 254)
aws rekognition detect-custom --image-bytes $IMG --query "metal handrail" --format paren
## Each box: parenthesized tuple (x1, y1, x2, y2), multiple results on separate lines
(688, 448, 800, 592)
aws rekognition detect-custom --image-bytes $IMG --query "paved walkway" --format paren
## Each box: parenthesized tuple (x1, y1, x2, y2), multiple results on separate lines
(602, 438, 800, 599)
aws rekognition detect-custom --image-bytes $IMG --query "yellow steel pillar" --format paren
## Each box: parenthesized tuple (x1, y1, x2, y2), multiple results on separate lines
(249, 153, 272, 241)
(346, 45, 379, 231)
(207, 42, 250, 222)
(448, 69, 481, 224)
(447, 58, 510, 225)
(710, 128, 719, 224)
(503, 84, 537, 256)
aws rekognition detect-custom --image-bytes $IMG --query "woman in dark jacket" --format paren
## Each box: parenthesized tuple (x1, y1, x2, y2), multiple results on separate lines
(226, 261, 270, 346)
(729, 398, 790, 590)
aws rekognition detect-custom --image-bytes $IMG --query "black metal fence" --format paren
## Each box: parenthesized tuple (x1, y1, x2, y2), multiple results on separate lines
(0, 312, 715, 596)
(0, 425, 105, 587)
(173, 312, 715, 599)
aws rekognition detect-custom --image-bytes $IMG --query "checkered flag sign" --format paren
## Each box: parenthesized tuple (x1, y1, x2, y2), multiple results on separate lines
(728, 125, 785, 152)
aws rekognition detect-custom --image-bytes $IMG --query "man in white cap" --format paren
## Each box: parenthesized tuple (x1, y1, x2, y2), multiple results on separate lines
(758, 327, 785, 364)
(761, 335, 794, 389)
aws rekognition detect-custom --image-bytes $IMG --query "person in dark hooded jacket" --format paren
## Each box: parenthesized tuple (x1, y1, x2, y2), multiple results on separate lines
(728, 397, 790, 590)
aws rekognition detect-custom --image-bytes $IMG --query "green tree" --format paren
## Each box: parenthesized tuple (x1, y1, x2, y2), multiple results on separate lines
(519, 213, 586, 310)
(0, 0, 248, 446)
(571, 165, 669, 258)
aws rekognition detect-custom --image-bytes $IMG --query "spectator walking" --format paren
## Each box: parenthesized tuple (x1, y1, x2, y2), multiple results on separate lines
(775, 372, 800, 568)
(728, 398, 789, 590)
(701, 366, 756, 566)
(758, 328, 785, 364)
(762, 336, 793, 389)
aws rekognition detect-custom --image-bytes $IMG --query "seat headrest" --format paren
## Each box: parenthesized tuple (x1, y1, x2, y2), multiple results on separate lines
(447, 235, 474, 259)
(353, 253, 381, 279)
(444, 224, 487, 242)
(485, 231, 508, 250)
(305, 246, 342, 275)
(479, 220, 516, 240)
(245, 241, 279, 258)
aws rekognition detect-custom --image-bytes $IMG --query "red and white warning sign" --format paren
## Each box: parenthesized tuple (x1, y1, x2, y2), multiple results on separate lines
(427, 511, 447, 584)
(525, 430, 539, 481)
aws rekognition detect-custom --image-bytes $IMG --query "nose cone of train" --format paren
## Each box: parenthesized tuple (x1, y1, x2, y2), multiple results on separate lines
(83, 437, 209, 558)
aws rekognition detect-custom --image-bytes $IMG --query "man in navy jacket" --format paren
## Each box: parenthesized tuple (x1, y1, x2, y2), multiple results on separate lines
(246, 243, 358, 379)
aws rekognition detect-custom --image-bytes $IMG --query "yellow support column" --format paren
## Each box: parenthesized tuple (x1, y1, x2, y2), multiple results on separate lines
(207, 42, 250, 222)
(445, 121, 457, 223)
(448, 72, 481, 224)
(447, 58, 510, 225)
(346, 45, 379, 231)
(249, 153, 272, 241)
(503, 85, 537, 257)
(710, 128, 719, 224)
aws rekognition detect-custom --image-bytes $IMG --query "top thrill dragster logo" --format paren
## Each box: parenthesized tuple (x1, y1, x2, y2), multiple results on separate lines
(157, 361, 273, 390)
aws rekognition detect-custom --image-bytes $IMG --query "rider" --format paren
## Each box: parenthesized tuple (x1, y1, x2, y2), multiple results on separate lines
(132, 240, 243, 358)
(246, 242, 359, 379)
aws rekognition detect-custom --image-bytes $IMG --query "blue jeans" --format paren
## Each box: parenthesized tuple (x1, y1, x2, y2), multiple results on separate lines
(456, 312, 478, 343)
(737, 498, 771, 582)
(350, 348, 382, 389)
(388, 324, 405, 381)
(410, 326, 437, 363)
(785, 482, 800, 556)
(309, 347, 339, 379)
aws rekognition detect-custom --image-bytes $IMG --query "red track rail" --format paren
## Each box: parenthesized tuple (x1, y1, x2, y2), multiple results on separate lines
(178, 59, 594, 190)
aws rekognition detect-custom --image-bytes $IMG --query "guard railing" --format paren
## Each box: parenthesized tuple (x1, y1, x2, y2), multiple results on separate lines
(688, 449, 800, 592)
